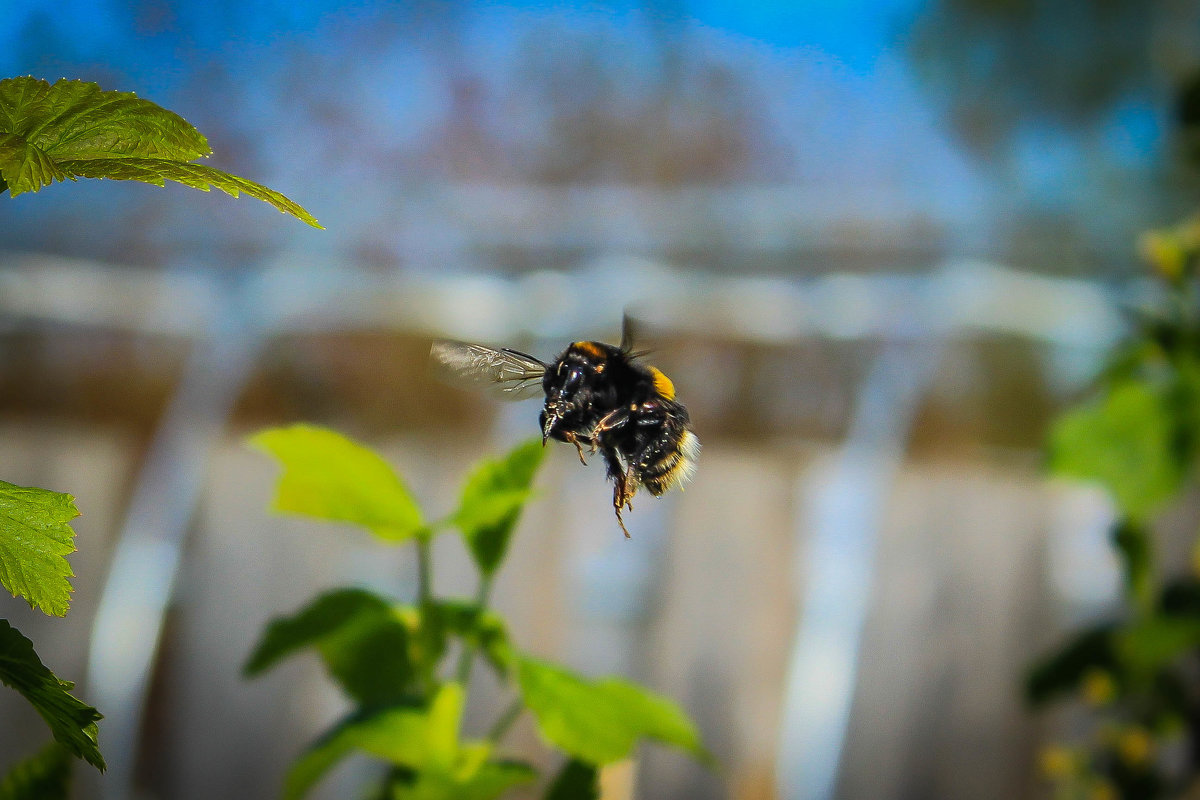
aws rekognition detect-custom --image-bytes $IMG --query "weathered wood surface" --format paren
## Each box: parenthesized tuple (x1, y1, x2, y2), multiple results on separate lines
(0, 426, 1082, 800)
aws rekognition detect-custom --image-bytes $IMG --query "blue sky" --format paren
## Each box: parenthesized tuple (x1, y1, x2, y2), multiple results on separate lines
(0, 0, 1173, 274)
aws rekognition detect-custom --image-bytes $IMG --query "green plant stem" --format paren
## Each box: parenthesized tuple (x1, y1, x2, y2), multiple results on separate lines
(415, 536, 438, 694)
(454, 576, 493, 685)
(486, 695, 525, 743)
(416, 537, 433, 609)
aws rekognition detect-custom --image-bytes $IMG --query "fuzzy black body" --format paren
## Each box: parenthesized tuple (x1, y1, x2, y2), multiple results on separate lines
(538, 341, 629, 447)
(431, 335, 699, 537)
(539, 341, 699, 535)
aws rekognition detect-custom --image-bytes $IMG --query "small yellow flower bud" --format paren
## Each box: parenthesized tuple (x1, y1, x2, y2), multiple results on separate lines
(1139, 230, 1186, 280)
(1117, 726, 1154, 767)
(1081, 669, 1117, 707)
(1038, 744, 1076, 779)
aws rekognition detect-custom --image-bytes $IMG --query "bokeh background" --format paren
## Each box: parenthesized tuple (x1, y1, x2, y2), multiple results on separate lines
(3, 1, 1200, 798)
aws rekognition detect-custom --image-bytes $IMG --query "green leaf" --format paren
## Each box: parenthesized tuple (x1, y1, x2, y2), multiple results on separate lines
(1113, 520, 1154, 613)
(284, 705, 431, 800)
(455, 440, 545, 575)
(1160, 577, 1200, 617)
(544, 759, 598, 800)
(392, 756, 536, 800)
(284, 684, 535, 800)
(250, 425, 425, 543)
(56, 158, 320, 227)
(423, 681, 465, 770)
(515, 655, 707, 766)
(284, 684, 465, 800)
(1049, 380, 1182, 520)
(0, 77, 320, 227)
(0, 480, 79, 617)
(0, 743, 71, 800)
(390, 687, 534, 800)
(0, 620, 103, 771)
(0, 77, 209, 164)
(0, 133, 65, 193)
(418, 600, 513, 680)
(454, 759, 537, 800)
(1114, 618, 1200, 675)
(244, 588, 416, 706)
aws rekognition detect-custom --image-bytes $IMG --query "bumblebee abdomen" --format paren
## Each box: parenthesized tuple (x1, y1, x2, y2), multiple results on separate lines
(639, 429, 700, 496)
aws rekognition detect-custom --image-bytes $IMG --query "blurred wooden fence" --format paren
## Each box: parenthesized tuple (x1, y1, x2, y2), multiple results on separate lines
(0, 422, 1087, 800)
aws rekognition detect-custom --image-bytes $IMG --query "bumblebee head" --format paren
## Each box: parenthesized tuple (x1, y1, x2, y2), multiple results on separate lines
(540, 400, 571, 443)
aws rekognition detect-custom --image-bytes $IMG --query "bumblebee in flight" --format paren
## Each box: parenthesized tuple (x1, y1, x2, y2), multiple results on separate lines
(431, 324, 699, 537)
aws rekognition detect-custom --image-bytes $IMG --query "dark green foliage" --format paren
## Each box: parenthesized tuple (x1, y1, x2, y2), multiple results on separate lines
(1159, 578, 1200, 616)
(1031, 216, 1200, 798)
(246, 589, 417, 706)
(1112, 521, 1154, 612)
(249, 428, 708, 799)
(0, 621, 103, 771)
(420, 599, 513, 680)
(1026, 626, 1118, 707)
(544, 760, 598, 800)
(0, 744, 71, 800)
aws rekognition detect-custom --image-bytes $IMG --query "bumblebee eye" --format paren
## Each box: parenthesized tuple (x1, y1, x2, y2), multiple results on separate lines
(557, 362, 565, 376)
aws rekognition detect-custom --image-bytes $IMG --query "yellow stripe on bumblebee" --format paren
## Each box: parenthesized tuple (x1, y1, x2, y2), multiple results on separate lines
(571, 341, 607, 359)
(648, 367, 676, 400)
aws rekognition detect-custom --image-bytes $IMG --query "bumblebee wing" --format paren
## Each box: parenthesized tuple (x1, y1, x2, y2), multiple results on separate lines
(619, 312, 639, 353)
(618, 313, 652, 360)
(430, 340, 547, 400)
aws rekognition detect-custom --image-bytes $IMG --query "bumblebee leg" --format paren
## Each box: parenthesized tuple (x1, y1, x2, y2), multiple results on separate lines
(622, 466, 637, 511)
(563, 431, 588, 465)
(601, 447, 633, 538)
(590, 408, 632, 454)
(614, 502, 631, 539)
(612, 475, 632, 539)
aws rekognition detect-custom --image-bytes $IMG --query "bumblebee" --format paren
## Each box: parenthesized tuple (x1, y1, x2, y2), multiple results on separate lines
(431, 326, 699, 537)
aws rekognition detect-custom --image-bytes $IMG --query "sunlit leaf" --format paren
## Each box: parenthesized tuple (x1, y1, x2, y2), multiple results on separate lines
(1049, 380, 1182, 520)
(0, 743, 71, 800)
(515, 655, 707, 766)
(0, 480, 79, 617)
(0, 621, 103, 770)
(392, 689, 534, 800)
(283, 705, 431, 800)
(250, 425, 425, 543)
(455, 440, 545, 575)
(283, 684, 466, 800)
(244, 588, 416, 706)
(58, 158, 320, 226)
(0, 76, 208, 172)
(0, 76, 319, 227)
(392, 757, 536, 800)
